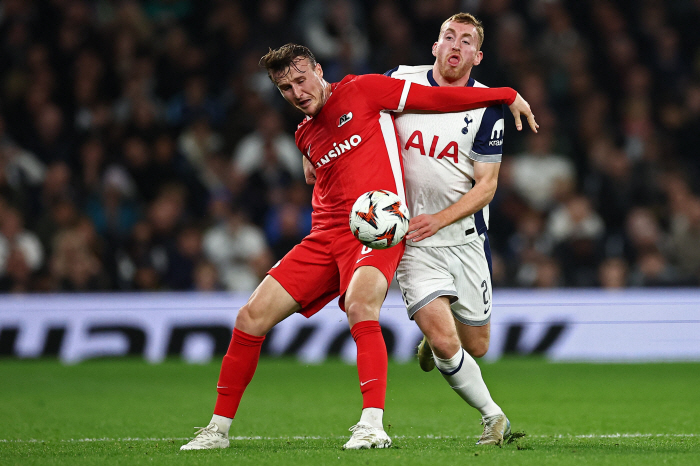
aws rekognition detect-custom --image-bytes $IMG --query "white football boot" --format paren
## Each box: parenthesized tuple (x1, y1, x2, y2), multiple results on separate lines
(416, 336, 435, 372)
(180, 422, 230, 450)
(476, 413, 511, 446)
(342, 422, 392, 450)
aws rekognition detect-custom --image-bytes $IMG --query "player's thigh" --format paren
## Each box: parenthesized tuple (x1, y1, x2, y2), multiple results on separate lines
(413, 296, 461, 359)
(344, 265, 389, 326)
(267, 229, 342, 318)
(236, 275, 302, 336)
(455, 320, 491, 358)
(335, 231, 404, 326)
(395, 245, 459, 320)
(448, 238, 492, 327)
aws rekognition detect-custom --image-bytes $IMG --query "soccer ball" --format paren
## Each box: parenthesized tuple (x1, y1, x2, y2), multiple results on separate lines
(349, 190, 410, 249)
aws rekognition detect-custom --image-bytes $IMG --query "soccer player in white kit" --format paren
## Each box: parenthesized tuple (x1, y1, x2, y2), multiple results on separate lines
(387, 13, 538, 445)
(179, 42, 537, 452)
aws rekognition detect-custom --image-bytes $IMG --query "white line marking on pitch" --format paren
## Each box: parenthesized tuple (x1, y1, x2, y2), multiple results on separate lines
(1, 433, 697, 443)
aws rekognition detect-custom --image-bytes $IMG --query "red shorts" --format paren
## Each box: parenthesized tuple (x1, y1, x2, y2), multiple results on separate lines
(267, 226, 405, 318)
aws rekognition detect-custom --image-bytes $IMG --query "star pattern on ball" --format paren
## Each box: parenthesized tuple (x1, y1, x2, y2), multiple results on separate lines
(382, 201, 408, 221)
(375, 224, 397, 247)
(356, 201, 379, 228)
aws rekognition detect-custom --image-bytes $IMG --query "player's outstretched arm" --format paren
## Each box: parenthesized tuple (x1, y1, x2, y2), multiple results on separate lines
(357, 75, 517, 114)
(508, 93, 539, 133)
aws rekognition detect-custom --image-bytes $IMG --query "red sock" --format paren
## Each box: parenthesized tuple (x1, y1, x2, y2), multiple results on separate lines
(351, 320, 387, 410)
(213, 328, 265, 419)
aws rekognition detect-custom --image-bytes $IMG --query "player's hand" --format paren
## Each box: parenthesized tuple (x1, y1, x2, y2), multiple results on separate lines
(406, 214, 442, 242)
(508, 92, 539, 133)
(302, 156, 316, 184)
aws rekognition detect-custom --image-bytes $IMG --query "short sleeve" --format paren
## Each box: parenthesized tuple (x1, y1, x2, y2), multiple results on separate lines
(384, 66, 399, 77)
(469, 105, 504, 163)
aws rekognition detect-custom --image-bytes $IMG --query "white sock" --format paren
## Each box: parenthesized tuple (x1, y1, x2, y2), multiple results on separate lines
(211, 414, 232, 435)
(359, 407, 384, 430)
(434, 348, 503, 418)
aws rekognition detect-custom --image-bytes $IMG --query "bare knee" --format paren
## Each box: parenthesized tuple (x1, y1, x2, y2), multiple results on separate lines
(235, 303, 273, 336)
(429, 333, 461, 360)
(464, 339, 489, 358)
(233, 276, 300, 336)
(456, 322, 491, 358)
(345, 299, 379, 327)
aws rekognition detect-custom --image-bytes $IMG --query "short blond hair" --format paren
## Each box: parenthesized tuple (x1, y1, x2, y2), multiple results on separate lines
(439, 13, 484, 50)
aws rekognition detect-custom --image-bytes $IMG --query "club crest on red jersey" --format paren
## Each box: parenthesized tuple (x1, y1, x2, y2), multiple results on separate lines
(337, 112, 353, 127)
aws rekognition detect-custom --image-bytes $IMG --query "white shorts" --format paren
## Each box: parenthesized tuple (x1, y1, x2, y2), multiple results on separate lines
(395, 233, 493, 326)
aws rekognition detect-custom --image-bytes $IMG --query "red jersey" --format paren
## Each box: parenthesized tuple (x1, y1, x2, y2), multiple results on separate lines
(294, 74, 516, 229)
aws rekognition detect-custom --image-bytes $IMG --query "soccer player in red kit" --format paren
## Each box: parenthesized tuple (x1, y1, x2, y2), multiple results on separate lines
(180, 44, 537, 451)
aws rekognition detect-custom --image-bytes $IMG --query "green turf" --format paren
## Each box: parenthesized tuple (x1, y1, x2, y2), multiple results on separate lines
(1, 358, 699, 465)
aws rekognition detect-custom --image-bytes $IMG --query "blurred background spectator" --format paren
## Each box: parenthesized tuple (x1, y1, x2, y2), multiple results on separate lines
(202, 201, 273, 292)
(1, 0, 699, 292)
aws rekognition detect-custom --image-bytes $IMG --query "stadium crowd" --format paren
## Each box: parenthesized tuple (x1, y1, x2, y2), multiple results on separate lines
(1, 0, 699, 293)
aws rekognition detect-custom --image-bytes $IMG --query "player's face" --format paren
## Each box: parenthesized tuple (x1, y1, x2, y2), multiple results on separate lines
(274, 58, 328, 117)
(432, 21, 483, 82)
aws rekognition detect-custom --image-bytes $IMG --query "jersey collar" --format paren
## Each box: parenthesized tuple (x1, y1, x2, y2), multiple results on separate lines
(426, 69, 475, 87)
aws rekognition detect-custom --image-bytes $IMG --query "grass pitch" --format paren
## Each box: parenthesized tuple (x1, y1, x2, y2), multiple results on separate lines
(1, 357, 699, 465)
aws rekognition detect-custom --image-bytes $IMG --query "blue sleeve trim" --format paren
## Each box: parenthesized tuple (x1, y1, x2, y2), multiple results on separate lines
(475, 209, 488, 235)
(384, 66, 399, 77)
(472, 105, 505, 156)
(483, 231, 493, 277)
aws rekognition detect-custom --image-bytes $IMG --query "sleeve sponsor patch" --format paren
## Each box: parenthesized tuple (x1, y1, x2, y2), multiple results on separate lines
(473, 105, 505, 155)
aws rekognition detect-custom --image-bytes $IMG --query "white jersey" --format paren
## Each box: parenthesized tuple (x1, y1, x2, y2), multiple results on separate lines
(387, 65, 505, 247)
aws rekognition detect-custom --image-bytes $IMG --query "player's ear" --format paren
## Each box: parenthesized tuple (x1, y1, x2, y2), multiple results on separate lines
(432, 42, 438, 57)
(315, 63, 323, 79)
(473, 50, 483, 66)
